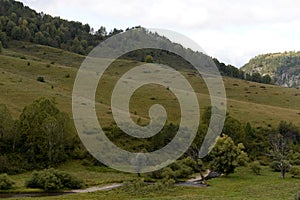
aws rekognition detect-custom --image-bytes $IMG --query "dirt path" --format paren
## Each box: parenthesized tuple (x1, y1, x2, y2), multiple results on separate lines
(68, 183, 123, 193)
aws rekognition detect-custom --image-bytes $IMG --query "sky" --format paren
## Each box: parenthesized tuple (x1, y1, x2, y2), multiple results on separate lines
(20, 0, 300, 67)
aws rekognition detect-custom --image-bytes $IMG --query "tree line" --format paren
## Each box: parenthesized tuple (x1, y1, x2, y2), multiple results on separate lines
(213, 58, 272, 84)
(0, 97, 299, 179)
(0, 0, 123, 54)
(0, 97, 82, 173)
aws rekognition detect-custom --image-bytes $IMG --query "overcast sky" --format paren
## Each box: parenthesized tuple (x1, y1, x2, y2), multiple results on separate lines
(20, 0, 300, 67)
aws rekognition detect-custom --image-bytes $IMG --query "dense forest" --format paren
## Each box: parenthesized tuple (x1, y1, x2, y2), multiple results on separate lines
(0, 0, 123, 54)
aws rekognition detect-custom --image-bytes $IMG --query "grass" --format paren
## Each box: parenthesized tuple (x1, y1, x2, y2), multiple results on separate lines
(0, 40, 299, 128)
(6, 166, 299, 200)
(1, 160, 137, 194)
(0, 40, 300, 199)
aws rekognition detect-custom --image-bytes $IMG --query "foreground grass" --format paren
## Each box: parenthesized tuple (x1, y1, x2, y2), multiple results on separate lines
(1, 160, 137, 194)
(4, 165, 299, 200)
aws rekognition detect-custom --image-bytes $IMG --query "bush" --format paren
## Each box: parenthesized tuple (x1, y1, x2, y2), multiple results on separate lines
(55, 171, 84, 189)
(270, 161, 281, 172)
(182, 157, 197, 171)
(0, 174, 15, 189)
(174, 164, 193, 178)
(161, 167, 175, 179)
(269, 160, 291, 174)
(290, 152, 300, 165)
(249, 161, 261, 175)
(290, 166, 300, 178)
(144, 55, 154, 63)
(37, 76, 45, 82)
(26, 168, 84, 191)
(148, 159, 195, 180)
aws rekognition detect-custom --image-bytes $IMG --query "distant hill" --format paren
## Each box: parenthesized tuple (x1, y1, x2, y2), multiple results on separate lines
(242, 51, 300, 88)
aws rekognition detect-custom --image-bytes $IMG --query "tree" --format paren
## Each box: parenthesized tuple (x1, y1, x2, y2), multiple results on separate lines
(19, 97, 74, 167)
(223, 115, 245, 144)
(262, 75, 272, 84)
(268, 133, 291, 179)
(71, 37, 84, 54)
(244, 122, 254, 137)
(11, 26, 22, 39)
(186, 127, 206, 181)
(278, 121, 299, 144)
(5, 20, 16, 36)
(0, 104, 14, 152)
(208, 134, 248, 175)
(96, 26, 107, 37)
(34, 31, 47, 45)
(251, 72, 262, 83)
(0, 32, 8, 47)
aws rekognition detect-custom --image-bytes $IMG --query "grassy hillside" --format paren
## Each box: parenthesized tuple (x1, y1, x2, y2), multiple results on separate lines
(0, 40, 299, 128)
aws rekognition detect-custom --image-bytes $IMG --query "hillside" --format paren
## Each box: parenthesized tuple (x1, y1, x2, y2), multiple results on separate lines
(242, 51, 300, 88)
(0, 40, 299, 128)
(0, 2, 300, 199)
(0, 0, 274, 85)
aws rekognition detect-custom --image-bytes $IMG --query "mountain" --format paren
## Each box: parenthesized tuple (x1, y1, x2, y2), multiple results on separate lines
(242, 51, 300, 88)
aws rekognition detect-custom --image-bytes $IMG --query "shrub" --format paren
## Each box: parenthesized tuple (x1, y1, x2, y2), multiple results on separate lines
(182, 157, 197, 171)
(174, 164, 193, 178)
(26, 168, 84, 191)
(161, 167, 175, 179)
(0, 174, 15, 189)
(149, 159, 195, 180)
(270, 161, 281, 172)
(144, 55, 154, 63)
(55, 171, 84, 189)
(26, 169, 62, 191)
(249, 161, 261, 175)
(37, 76, 45, 82)
(290, 152, 300, 165)
(290, 166, 300, 178)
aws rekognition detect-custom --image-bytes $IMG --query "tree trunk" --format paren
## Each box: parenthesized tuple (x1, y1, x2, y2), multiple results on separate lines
(196, 160, 204, 181)
(281, 168, 285, 179)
